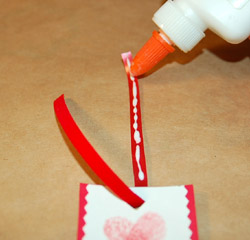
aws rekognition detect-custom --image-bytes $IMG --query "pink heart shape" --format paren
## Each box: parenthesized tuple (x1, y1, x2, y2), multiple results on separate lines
(104, 212, 166, 240)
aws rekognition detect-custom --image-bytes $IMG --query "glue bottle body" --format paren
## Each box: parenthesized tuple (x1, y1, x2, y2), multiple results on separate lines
(153, 0, 250, 52)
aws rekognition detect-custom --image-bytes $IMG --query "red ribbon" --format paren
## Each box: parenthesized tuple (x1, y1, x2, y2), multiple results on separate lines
(54, 95, 144, 208)
(122, 52, 148, 186)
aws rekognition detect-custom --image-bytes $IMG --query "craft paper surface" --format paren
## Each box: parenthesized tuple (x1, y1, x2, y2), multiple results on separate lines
(79, 184, 198, 240)
(0, 1, 249, 239)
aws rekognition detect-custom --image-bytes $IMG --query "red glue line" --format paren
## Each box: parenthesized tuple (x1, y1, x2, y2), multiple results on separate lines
(54, 95, 144, 208)
(122, 52, 148, 187)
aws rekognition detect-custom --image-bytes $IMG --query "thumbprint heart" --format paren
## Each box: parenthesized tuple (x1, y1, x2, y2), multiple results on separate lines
(104, 212, 166, 240)
(104, 217, 133, 240)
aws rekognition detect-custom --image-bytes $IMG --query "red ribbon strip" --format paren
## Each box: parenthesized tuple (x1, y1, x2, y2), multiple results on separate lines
(54, 95, 144, 208)
(122, 52, 148, 186)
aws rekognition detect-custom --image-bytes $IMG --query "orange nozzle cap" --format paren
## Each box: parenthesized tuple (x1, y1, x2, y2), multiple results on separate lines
(131, 31, 175, 76)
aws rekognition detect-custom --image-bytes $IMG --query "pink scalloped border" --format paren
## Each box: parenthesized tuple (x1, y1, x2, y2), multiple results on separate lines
(77, 183, 88, 240)
(185, 185, 199, 240)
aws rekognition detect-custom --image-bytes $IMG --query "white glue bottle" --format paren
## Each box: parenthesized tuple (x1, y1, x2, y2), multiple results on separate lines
(130, 0, 250, 76)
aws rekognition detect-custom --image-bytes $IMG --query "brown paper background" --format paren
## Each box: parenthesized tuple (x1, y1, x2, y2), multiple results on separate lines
(0, 1, 249, 239)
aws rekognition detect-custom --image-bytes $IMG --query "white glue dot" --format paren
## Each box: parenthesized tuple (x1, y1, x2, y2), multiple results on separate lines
(134, 130, 141, 144)
(135, 145, 144, 181)
(134, 114, 138, 121)
(138, 172, 145, 181)
(127, 58, 131, 68)
(133, 122, 138, 130)
(133, 98, 138, 107)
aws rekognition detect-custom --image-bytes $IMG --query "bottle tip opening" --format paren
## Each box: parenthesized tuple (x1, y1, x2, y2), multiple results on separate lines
(131, 31, 175, 76)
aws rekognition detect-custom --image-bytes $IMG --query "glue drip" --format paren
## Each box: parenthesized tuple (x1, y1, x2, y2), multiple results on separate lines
(127, 57, 144, 181)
